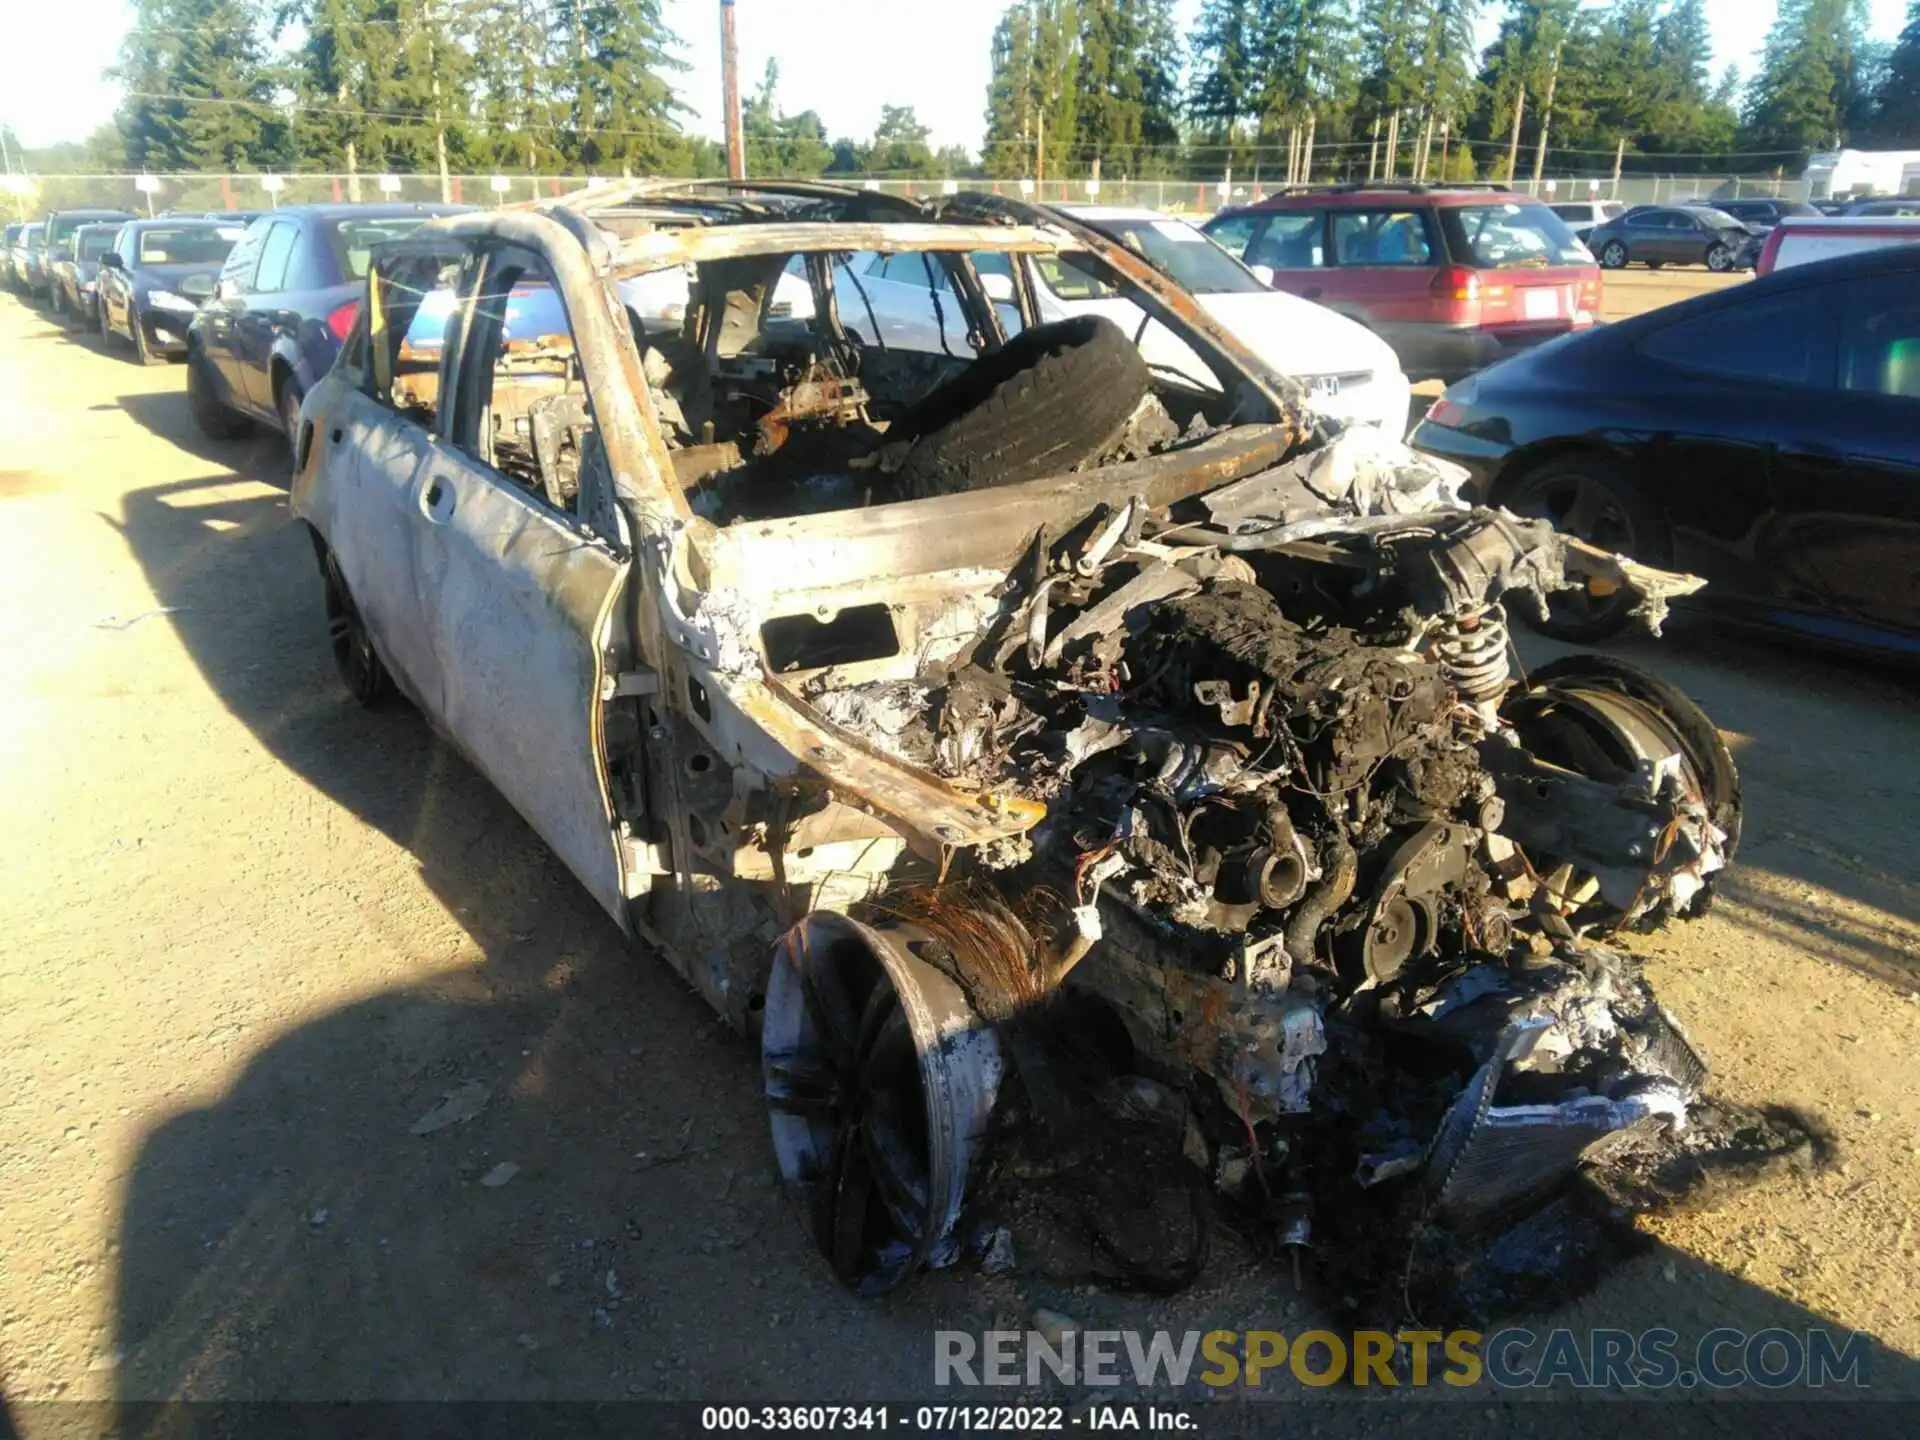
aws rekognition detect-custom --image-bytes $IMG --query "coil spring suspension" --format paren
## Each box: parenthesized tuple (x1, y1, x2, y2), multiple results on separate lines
(1434, 605, 1512, 707)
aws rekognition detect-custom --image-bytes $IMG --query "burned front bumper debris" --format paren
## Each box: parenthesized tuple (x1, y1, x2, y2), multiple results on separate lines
(746, 426, 1747, 1312)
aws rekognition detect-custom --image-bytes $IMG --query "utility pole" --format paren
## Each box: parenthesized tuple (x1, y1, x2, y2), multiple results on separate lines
(421, 0, 451, 202)
(1417, 111, 1435, 182)
(1367, 115, 1380, 182)
(1505, 82, 1527, 186)
(1036, 108, 1045, 185)
(721, 0, 745, 180)
(1301, 112, 1315, 185)
(1531, 43, 1563, 194)
(1384, 109, 1400, 181)
(1612, 136, 1626, 197)
(1439, 119, 1451, 180)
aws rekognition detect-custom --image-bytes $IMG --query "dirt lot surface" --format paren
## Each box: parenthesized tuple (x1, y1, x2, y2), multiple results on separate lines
(1599, 266, 1749, 322)
(1, 283, 1917, 1426)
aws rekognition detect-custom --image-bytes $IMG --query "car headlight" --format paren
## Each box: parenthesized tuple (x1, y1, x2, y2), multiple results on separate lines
(147, 290, 198, 313)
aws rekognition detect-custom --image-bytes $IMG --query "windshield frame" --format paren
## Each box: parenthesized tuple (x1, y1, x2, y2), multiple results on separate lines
(1076, 214, 1267, 296)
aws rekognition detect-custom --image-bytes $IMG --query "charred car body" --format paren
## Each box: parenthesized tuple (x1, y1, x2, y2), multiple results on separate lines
(289, 181, 1757, 1322)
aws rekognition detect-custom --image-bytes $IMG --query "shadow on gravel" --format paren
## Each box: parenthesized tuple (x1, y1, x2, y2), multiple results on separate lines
(103, 473, 958, 1406)
(98, 474, 1920, 1424)
(114, 391, 291, 484)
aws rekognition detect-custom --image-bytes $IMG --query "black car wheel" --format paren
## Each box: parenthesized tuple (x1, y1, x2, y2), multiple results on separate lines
(1705, 243, 1734, 272)
(48, 284, 63, 319)
(323, 554, 395, 707)
(131, 311, 162, 366)
(1599, 240, 1629, 269)
(1507, 455, 1667, 642)
(186, 347, 251, 438)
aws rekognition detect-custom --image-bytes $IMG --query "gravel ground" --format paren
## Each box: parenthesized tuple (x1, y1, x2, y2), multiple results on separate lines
(0, 281, 1915, 1430)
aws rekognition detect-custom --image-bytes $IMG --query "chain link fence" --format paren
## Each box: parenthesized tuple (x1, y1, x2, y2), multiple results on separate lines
(1, 170, 1815, 224)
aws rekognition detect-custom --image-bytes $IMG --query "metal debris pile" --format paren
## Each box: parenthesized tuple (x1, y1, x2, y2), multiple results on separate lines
(768, 430, 1772, 1322)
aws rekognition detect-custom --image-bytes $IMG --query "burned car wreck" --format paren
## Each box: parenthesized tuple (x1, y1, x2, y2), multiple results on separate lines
(289, 180, 1771, 1329)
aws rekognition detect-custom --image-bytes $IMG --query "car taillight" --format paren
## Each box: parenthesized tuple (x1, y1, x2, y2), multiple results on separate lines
(327, 300, 360, 343)
(1424, 397, 1468, 428)
(1431, 266, 1481, 305)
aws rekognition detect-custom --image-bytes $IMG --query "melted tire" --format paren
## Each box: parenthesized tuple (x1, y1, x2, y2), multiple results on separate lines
(891, 315, 1149, 499)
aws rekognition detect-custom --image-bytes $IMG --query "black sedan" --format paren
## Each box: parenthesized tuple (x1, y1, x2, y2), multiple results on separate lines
(1410, 246, 1920, 659)
(96, 219, 242, 365)
(1586, 205, 1759, 272)
(187, 203, 465, 448)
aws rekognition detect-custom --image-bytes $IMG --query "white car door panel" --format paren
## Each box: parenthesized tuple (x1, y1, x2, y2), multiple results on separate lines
(408, 448, 632, 925)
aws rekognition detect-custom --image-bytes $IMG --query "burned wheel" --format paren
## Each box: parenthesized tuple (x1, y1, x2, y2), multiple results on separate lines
(322, 554, 395, 707)
(1502, 654, 1741, 929)
(763, 911, 1002, 1295)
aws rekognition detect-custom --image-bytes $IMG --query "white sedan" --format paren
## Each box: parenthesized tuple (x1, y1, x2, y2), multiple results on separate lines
(825, 205, 1413, 437)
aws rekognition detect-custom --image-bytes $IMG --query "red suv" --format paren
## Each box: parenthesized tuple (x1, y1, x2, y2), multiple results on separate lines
(1203, 184, 1603, 383)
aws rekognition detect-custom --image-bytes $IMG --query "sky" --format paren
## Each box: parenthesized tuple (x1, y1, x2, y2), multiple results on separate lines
(1, 0, 1913, 157)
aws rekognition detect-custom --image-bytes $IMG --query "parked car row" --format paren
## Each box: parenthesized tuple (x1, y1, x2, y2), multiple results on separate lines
(9, 199, 1420, 446)
(4, 204, 467, 447)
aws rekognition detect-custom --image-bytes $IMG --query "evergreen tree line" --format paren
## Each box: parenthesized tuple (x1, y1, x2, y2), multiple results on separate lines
(15, 0, 1920, 181)
(95, 0, 974, 178)
(986, 0, 1920, 182)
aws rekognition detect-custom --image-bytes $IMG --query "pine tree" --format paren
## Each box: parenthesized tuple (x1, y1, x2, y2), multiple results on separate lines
(1741, 0, 1871, 156)
(866, 105, 937, 177)
(116, 0, 284, 172)
(1872, 1, 1920, 143)
(742, 61, 833, 177)
(980, 2, 1081, 178)
(1256, 1, 1359, 141)
(283, 1, 416, 177)
(549, 0, 690, 174)
(1135, 0, 1184, 167)
(983, 3, 1041, 176)
(1189, 0, 1259, 139)
(1354, 0, 1429, 175)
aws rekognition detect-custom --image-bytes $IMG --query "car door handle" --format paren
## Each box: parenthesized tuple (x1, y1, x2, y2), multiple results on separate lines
(422, 477, 457, 522)
(1301, 286, 1324, 300)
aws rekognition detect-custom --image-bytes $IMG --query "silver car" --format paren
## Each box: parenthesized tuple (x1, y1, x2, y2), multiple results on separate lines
(291, 181, 1744, 1308)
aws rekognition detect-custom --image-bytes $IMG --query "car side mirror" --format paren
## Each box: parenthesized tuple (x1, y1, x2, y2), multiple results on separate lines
(1249, 264, 1276, 287)
(180, 273, 215, 300)
(100, 252, 123, 270)
(215, 278, 239, 302)
(979, 271, 1014, 303)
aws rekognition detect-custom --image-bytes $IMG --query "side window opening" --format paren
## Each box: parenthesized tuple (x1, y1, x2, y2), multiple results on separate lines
(369, 249, 464, 430)
(1244, 213, 1324, 270)
(1638, 290, 1822, 387)
(1330, 210, 1434, 267)
(452, 243, 599, 518)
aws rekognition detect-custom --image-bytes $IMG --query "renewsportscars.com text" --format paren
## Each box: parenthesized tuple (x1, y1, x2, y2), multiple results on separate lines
(935, 1326, 1872, 1391)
